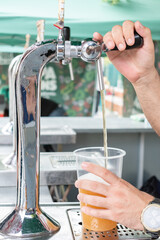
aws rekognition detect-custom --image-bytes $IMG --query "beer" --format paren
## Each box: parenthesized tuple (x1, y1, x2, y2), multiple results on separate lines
(79, 173, 117, 231)
(100, 89, 108, 168)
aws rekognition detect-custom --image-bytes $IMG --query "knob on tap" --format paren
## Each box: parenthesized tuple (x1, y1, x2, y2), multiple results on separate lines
(81, 40, 102, 63)
(80, 32, 143, 91)
(63, 26, 70, 41)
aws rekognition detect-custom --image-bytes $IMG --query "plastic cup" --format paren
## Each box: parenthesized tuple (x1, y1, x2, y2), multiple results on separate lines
(74, 147, 126, 232)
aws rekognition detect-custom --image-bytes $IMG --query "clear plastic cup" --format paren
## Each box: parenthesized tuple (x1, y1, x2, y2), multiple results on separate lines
(74, 147, 126, 232)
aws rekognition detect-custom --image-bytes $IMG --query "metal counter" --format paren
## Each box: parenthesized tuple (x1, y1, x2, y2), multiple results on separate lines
(0, 118, 76, 145)
(0, 116, 153, 146)
(0, 152, 77, 187)
(0, 203, 151, 240)
(0, 116, 155, 189)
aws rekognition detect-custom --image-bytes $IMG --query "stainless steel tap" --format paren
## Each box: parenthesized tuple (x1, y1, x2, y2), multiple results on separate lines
(1, 33, 31, 168)
(1, 55, 20, 135)
(2, 54, 22, 168)
(0, 29, 143, 238)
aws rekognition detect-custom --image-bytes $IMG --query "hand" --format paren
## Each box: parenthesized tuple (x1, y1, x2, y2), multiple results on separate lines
(93, 21, 155, 83)
(75, 162, 154, 230)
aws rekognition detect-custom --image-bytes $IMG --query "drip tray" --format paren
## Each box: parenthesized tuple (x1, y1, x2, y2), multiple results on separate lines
(67, 208, 152, 240)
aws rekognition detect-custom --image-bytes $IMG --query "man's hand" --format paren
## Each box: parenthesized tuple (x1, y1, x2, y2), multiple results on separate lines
(93, 21, 155, 83)
(75, 162, 154, 230)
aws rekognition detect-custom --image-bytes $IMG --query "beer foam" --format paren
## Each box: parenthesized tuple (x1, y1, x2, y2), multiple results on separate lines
(79, 173, 109, 186)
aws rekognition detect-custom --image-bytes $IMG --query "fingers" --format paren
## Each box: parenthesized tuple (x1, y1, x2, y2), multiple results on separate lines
(112, 25, 126, 51)
(103, 20, 150, 51)
(77, 193, 109, 208)
(122, 20, 135, 46)
(103, 25, 126, 51)
(134, 21, 153, 48)
(93, 32, 103, 43)
(75, 179, 109, 196)
(103, 31, 115, 50)
(94, 21, 152, 53)
(81, 206, 113, 220)
(80, 162, 119, 184)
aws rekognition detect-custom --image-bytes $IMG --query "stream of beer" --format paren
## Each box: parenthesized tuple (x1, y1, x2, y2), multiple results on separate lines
(100, 89, 108, 169)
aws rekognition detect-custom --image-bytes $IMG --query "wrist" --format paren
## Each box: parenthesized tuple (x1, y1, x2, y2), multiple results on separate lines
(132, 67, 159, 89)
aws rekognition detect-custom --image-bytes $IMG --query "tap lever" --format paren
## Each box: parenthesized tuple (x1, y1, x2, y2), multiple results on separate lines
(103, 31, 143, 52)
(63, 26, 70, 40)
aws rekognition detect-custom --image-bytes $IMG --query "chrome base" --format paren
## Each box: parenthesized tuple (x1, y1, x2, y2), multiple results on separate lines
(0, 207, 60, 238)
(0, 204, 153, 240)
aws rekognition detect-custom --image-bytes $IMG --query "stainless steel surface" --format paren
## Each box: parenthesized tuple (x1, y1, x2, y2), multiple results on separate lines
(97, 57, 105, 91)
(0, 122, 76, 145)
(0, 115, 153, 146)
(1, 121, 13, 135)
(2, 151, 16, 168)
(69, 61, 74, 80)
(8, 55, 22, 123)
(1, 55, 22, 168)
(0, 151, 120, 186)
(0, 204, 78, 240)
(0, 40, 61, 238)
(2, 54, 21, 134)
(0, 34, 99, 237)
(81, 41, 101, 63)
(49, 152, 76, 169)
(67, 208, 151, 240)
(65, 41, 81, 59)
(40, 125, 76, 144)
(0, 204, 153, 240)
(0, 152, 77, 187)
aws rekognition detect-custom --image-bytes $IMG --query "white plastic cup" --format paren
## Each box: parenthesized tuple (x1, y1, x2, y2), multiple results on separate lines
(74, 147, 126, 231)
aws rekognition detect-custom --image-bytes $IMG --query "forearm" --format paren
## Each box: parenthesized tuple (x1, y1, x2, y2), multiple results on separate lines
(133, 68, 160, 135)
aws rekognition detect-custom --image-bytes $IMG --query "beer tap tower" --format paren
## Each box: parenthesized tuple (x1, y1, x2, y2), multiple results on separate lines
(1, 34, 30, 168)
(0, 0, 143, 238)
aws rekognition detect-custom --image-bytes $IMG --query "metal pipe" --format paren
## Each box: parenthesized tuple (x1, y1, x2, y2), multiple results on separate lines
(2, 56, 21, 168)
(0, 40, 60, 238)
(97, 57, 105, 91)
(1, 55, 22, 169)
(1, 55, 20, 135)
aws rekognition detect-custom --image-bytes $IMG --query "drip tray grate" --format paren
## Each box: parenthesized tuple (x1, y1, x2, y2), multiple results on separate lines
(50, 153, 76, 168)
(67, 208, 152, 240)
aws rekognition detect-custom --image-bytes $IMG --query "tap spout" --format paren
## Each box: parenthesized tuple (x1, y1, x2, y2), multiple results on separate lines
(0, 40, 60, 238)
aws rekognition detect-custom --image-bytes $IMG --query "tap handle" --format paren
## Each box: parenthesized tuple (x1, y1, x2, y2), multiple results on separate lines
(103, 31, 143, 52)
(63, 26, 70, 40)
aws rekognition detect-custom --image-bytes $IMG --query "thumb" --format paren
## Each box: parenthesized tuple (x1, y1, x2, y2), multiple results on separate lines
(134, 21, 153, 49)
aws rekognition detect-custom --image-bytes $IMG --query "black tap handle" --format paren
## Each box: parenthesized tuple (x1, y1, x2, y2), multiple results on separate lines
(63, 26, 70, 41)
(104, 31, 143, 52)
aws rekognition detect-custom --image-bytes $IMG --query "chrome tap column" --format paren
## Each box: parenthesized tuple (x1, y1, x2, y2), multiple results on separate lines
(2, 55, 22, 168)
(0, 40, 60, 238)
(0, 35, 105, 238)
